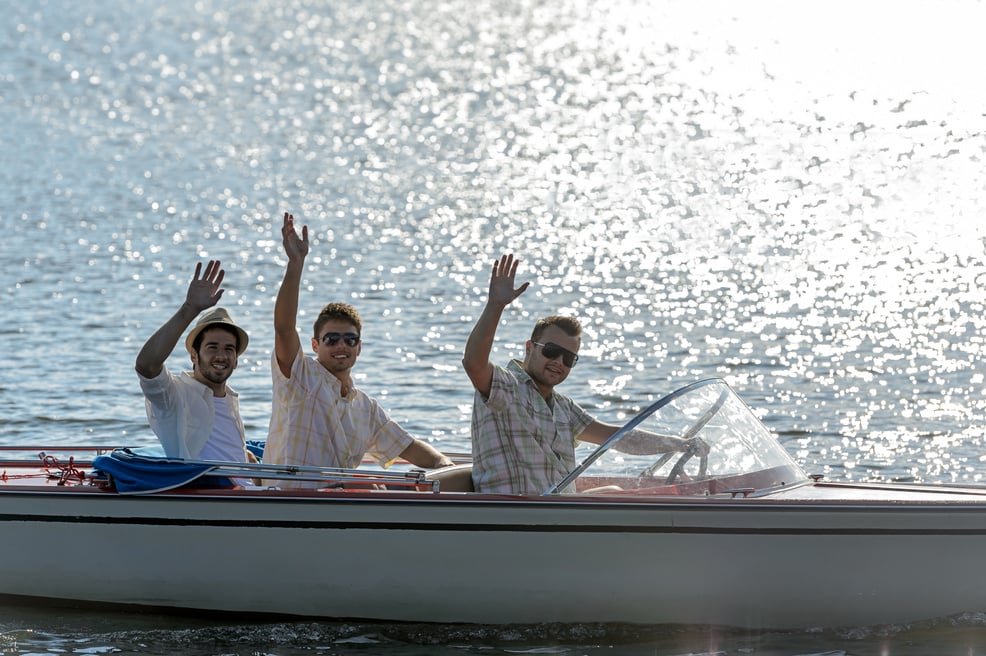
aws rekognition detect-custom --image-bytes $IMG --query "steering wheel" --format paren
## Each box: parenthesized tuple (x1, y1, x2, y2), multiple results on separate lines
(640, 451, 674, 478)
(638, 386, 727, 482)
(640, 447, 709, 483)
(663, 447, 708, 484)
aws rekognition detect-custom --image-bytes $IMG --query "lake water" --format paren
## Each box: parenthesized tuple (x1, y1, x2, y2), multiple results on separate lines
(2, 0, 986, 653)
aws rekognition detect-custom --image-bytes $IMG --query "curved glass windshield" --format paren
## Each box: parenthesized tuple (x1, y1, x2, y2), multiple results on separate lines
(546, 379, 808, 497)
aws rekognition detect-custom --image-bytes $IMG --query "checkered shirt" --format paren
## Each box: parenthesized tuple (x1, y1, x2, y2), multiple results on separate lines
(470, 359, 594, 495)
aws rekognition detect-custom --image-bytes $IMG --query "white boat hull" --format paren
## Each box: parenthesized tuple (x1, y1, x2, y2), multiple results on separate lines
(4, 484, 986, 628)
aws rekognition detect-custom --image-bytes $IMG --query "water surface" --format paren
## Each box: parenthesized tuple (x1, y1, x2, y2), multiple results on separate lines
(2, 0, 986, 653)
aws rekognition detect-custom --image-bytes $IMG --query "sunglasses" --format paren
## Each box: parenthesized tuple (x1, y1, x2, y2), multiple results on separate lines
(320, 332, 360, 347)
(533, 341, 579, 368)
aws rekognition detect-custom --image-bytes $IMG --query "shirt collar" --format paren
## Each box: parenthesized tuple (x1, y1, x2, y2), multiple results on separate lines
(506, 359, 554, 402)
(506, 358, 529, 379)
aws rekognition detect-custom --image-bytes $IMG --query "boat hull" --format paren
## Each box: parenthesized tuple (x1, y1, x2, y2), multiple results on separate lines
(3, 486, 986, 628)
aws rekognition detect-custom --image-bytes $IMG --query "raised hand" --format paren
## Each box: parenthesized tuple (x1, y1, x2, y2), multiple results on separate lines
(137, 259, 229, 378)
(488, 253, 530, 307)
(281, 212, 309, 263)
(185, 260, 225, 312)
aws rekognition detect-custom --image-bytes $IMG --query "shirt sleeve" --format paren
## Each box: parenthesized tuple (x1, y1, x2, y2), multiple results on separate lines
(568, 399, 595, 444)
(363, 399, 415, 467)
(137, 365, 178, 411)
(484, 364, 516, 413)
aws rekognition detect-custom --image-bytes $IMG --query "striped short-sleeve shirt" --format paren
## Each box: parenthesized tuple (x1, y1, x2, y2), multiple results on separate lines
(470, 359, 594, 495)
(264, 346, 413, 487)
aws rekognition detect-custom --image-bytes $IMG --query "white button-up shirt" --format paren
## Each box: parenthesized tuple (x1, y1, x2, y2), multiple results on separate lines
(138, 367, 247, 460)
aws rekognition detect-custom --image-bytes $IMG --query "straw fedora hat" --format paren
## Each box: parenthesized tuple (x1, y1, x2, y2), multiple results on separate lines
(184, 307, 249, 356)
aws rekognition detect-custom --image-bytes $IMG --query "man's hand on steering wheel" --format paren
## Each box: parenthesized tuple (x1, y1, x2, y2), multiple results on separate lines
(682, 436, 710, 457)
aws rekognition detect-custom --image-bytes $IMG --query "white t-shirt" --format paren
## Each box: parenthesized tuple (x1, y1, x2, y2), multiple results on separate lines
(198, 396, 247, 462)
(199, 396, 250, 486)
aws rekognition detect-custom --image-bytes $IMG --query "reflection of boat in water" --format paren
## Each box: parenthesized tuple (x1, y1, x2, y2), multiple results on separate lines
(2, 378, 986, 629)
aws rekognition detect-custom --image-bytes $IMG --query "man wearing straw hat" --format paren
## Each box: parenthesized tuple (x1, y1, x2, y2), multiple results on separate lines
(135, 260, 254, 464)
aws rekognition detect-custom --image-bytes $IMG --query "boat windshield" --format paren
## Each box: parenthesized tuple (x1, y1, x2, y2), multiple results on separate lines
(546, 378, 808, 497)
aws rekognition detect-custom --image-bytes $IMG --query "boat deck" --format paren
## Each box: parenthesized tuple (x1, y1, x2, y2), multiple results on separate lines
(5, 445, 986, 505)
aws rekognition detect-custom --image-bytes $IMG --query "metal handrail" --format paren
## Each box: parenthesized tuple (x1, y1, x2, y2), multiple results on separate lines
(2, 448, 452, 493)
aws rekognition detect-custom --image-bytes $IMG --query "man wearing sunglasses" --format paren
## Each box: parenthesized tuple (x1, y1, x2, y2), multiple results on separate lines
(263, 213, 453, 487)
(463, 254, 706, 495)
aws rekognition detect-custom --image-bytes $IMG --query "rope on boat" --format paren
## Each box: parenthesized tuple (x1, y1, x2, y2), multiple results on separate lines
(40, 453, 88, 486)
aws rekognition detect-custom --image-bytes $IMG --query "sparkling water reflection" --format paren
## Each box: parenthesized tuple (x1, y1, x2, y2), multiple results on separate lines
(2, 0, 986, 653)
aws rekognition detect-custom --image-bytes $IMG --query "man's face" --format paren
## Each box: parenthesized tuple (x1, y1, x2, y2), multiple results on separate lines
(312, 319, 362, 375)
(192, 327, 239, 387)
(524, 325, 580, 391)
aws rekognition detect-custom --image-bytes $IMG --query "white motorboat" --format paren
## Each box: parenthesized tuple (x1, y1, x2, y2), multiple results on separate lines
(2, 378, 985, 629)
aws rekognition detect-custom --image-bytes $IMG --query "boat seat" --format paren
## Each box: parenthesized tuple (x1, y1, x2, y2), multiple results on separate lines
(425, 463, 474, 492)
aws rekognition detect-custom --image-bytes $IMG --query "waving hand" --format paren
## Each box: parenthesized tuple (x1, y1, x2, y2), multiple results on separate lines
(488, 253, 530, 308)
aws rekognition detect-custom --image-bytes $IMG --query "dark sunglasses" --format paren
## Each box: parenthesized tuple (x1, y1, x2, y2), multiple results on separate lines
(533, 341, 579, 368)
(320, 332, 360, 347)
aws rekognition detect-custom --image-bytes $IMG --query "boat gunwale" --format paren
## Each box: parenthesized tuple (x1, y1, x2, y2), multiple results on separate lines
(5, 480, 986, 510)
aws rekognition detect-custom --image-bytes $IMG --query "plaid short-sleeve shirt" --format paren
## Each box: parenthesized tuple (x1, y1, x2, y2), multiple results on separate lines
(470, 359, 594, 495)
(264, 346, 414, 488)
